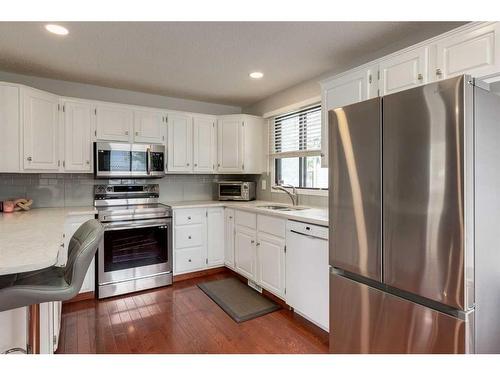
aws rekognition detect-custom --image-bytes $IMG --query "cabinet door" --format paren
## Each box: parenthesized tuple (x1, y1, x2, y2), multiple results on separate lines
(193, 116, 216, 173)
(435, 23, 500, 80)
(0, 84, 20, 172)
(257, 232, 285, 298)
(0, 307, 27, 353)
(63, 100, 93, 172)
(95, 103, 133, 142)
(207, 207, 225, 266)
(23, 88, 60, 170)
(234, 225, 257, 281)
(134, 109, 165, 144)
(167, 113, 193, 172)
(217, 117, 243, 172)
(320, 65, 378, 167)
(379, 47, 428, 95)
(224, 208, 235, 268)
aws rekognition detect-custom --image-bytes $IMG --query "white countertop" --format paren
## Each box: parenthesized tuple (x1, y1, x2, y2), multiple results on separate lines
(163, 200, 328, 227)
(0, 207, 97, 276)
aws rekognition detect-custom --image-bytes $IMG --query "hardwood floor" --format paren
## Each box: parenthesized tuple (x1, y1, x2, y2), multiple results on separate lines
(56, 271, 329, 354)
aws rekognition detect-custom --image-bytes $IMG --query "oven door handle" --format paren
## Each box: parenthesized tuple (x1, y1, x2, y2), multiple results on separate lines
(103, 218, 170, 231)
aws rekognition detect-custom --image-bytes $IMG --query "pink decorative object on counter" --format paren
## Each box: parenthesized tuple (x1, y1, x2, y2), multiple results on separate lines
(3, 200, 15, 213)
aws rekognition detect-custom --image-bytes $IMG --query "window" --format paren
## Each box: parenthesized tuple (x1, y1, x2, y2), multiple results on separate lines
(271, 104, 327, 190)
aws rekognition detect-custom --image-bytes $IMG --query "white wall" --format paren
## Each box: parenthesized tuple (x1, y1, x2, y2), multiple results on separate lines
(0, 70, 241, 115)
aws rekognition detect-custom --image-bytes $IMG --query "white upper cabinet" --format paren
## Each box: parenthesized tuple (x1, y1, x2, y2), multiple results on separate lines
(62, 100, 94, 172)
(320, 65, 378, 167)
(217, 116, 244, 172)
(167, 112, 193, 172)
(207, 207, 225, 266)
(95, 103, 133, 142)
(0, 83, 20, 172)
(133, 109, 165, 144)
(217, 115, 265, 173)
(193, 116, 216, 173)
(434, 23, 500, 80)
(22, 87, 60, 170)
(379, 47, 429, 96)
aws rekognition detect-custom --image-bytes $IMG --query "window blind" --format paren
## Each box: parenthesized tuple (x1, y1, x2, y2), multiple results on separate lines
(271, 104, 321, 158)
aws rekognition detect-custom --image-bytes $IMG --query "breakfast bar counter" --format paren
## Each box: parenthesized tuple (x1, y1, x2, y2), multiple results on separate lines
(0, 207, 97, 276)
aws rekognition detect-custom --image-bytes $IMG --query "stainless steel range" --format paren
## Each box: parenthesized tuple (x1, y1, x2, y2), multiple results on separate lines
(94, 184, 172, 299)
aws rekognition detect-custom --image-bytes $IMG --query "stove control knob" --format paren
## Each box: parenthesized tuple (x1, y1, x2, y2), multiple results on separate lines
(106, 187, 113, 192)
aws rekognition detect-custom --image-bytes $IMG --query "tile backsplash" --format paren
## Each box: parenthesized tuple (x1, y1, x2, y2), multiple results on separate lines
(0, 173, 260, 208)
(0, 173, 326, 209)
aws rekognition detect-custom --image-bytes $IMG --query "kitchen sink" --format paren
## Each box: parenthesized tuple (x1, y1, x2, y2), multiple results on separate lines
(257, 205, 309, 211)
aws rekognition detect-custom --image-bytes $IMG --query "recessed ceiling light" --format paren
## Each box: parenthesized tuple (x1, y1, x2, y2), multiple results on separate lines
(45, 24, 69, 36)
(249, 71, 264, 79)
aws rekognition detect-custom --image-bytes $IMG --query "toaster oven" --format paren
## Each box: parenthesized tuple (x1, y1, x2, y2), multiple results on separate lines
(216, 181, 256, 201)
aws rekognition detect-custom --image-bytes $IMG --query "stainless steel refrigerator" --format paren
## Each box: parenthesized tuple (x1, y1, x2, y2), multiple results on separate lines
(328, 75, 500, 354)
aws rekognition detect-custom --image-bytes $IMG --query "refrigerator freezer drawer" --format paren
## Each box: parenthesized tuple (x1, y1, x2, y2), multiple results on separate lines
(330, 273, 473, 354)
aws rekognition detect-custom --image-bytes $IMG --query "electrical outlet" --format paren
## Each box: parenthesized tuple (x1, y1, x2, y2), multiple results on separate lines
(261, 179, 267, 190)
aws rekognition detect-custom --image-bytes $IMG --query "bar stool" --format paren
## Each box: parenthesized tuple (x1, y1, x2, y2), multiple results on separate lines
(0, 219, 104, 354)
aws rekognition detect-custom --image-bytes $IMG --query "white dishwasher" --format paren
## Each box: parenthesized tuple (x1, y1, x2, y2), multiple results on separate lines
(285, 220, 329, 331)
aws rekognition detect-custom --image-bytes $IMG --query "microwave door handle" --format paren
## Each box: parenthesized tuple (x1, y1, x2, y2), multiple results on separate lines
(147, 148, 151, 175)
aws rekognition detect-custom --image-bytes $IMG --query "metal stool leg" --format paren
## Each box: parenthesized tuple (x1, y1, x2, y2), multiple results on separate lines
(28, 304, 40, 354)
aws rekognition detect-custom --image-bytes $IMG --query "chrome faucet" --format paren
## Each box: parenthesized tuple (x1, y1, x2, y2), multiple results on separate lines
(272, 182, 298, 206)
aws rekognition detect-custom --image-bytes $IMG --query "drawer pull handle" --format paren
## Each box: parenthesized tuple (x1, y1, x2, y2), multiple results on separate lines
(306, 226, 311, 230)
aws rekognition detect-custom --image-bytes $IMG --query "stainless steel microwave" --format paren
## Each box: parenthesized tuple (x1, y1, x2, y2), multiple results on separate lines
(94, 142, 165, 178)
(216, 181, 256, 201)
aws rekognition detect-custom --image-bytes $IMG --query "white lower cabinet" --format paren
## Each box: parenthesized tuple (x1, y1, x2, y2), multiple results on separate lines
(224, 208, 235, 269)
(256, 232, 285, 298)
(0, 307, 27, 353)
(233, 210, 286, 298)
(234, 224, 257, 280)
(0, 301, 62, 354)
(173, 207, 225, 275)
(207, 207, 225, 266)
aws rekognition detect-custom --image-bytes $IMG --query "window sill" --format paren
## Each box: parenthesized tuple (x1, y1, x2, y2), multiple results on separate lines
(271, 188, 328, 197)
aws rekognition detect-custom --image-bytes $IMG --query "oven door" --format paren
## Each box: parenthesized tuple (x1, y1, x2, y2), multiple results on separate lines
(218, 183, 243, 200)
(98, 217, 172, 285)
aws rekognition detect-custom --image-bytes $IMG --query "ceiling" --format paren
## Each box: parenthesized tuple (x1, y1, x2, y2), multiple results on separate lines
(0, 22, 466, 107)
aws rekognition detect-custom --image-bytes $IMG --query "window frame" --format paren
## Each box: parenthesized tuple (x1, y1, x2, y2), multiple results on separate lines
(270, 103, 328, 194)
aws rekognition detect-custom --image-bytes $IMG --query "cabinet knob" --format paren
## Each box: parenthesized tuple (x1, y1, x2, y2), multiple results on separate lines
(187, 216, 191, 220)
(188, 258, 192, 262)
(86, 160, 90, 165)
(194, 163, 197, 167)
(251, 240, 255, 244)
(188, 235, 192, 239)
(125, 130, 129, 135)
(27, 156, 32, 162)
(417, 73, 423, 81)
(229, 216, 233, 219)
(436, 68, 443, 77)
(256, 242, 260, 246)
(135, 131, 139, 136)
(187, 163, 190, 166)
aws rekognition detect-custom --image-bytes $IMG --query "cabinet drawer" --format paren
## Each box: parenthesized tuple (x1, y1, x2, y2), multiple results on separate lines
(257, 214, 286, 238)
(175, 225, 204, 249)
(235, 210, 256, 229)
(174, 208, 204, 226)
(175, 247, 204, 273)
